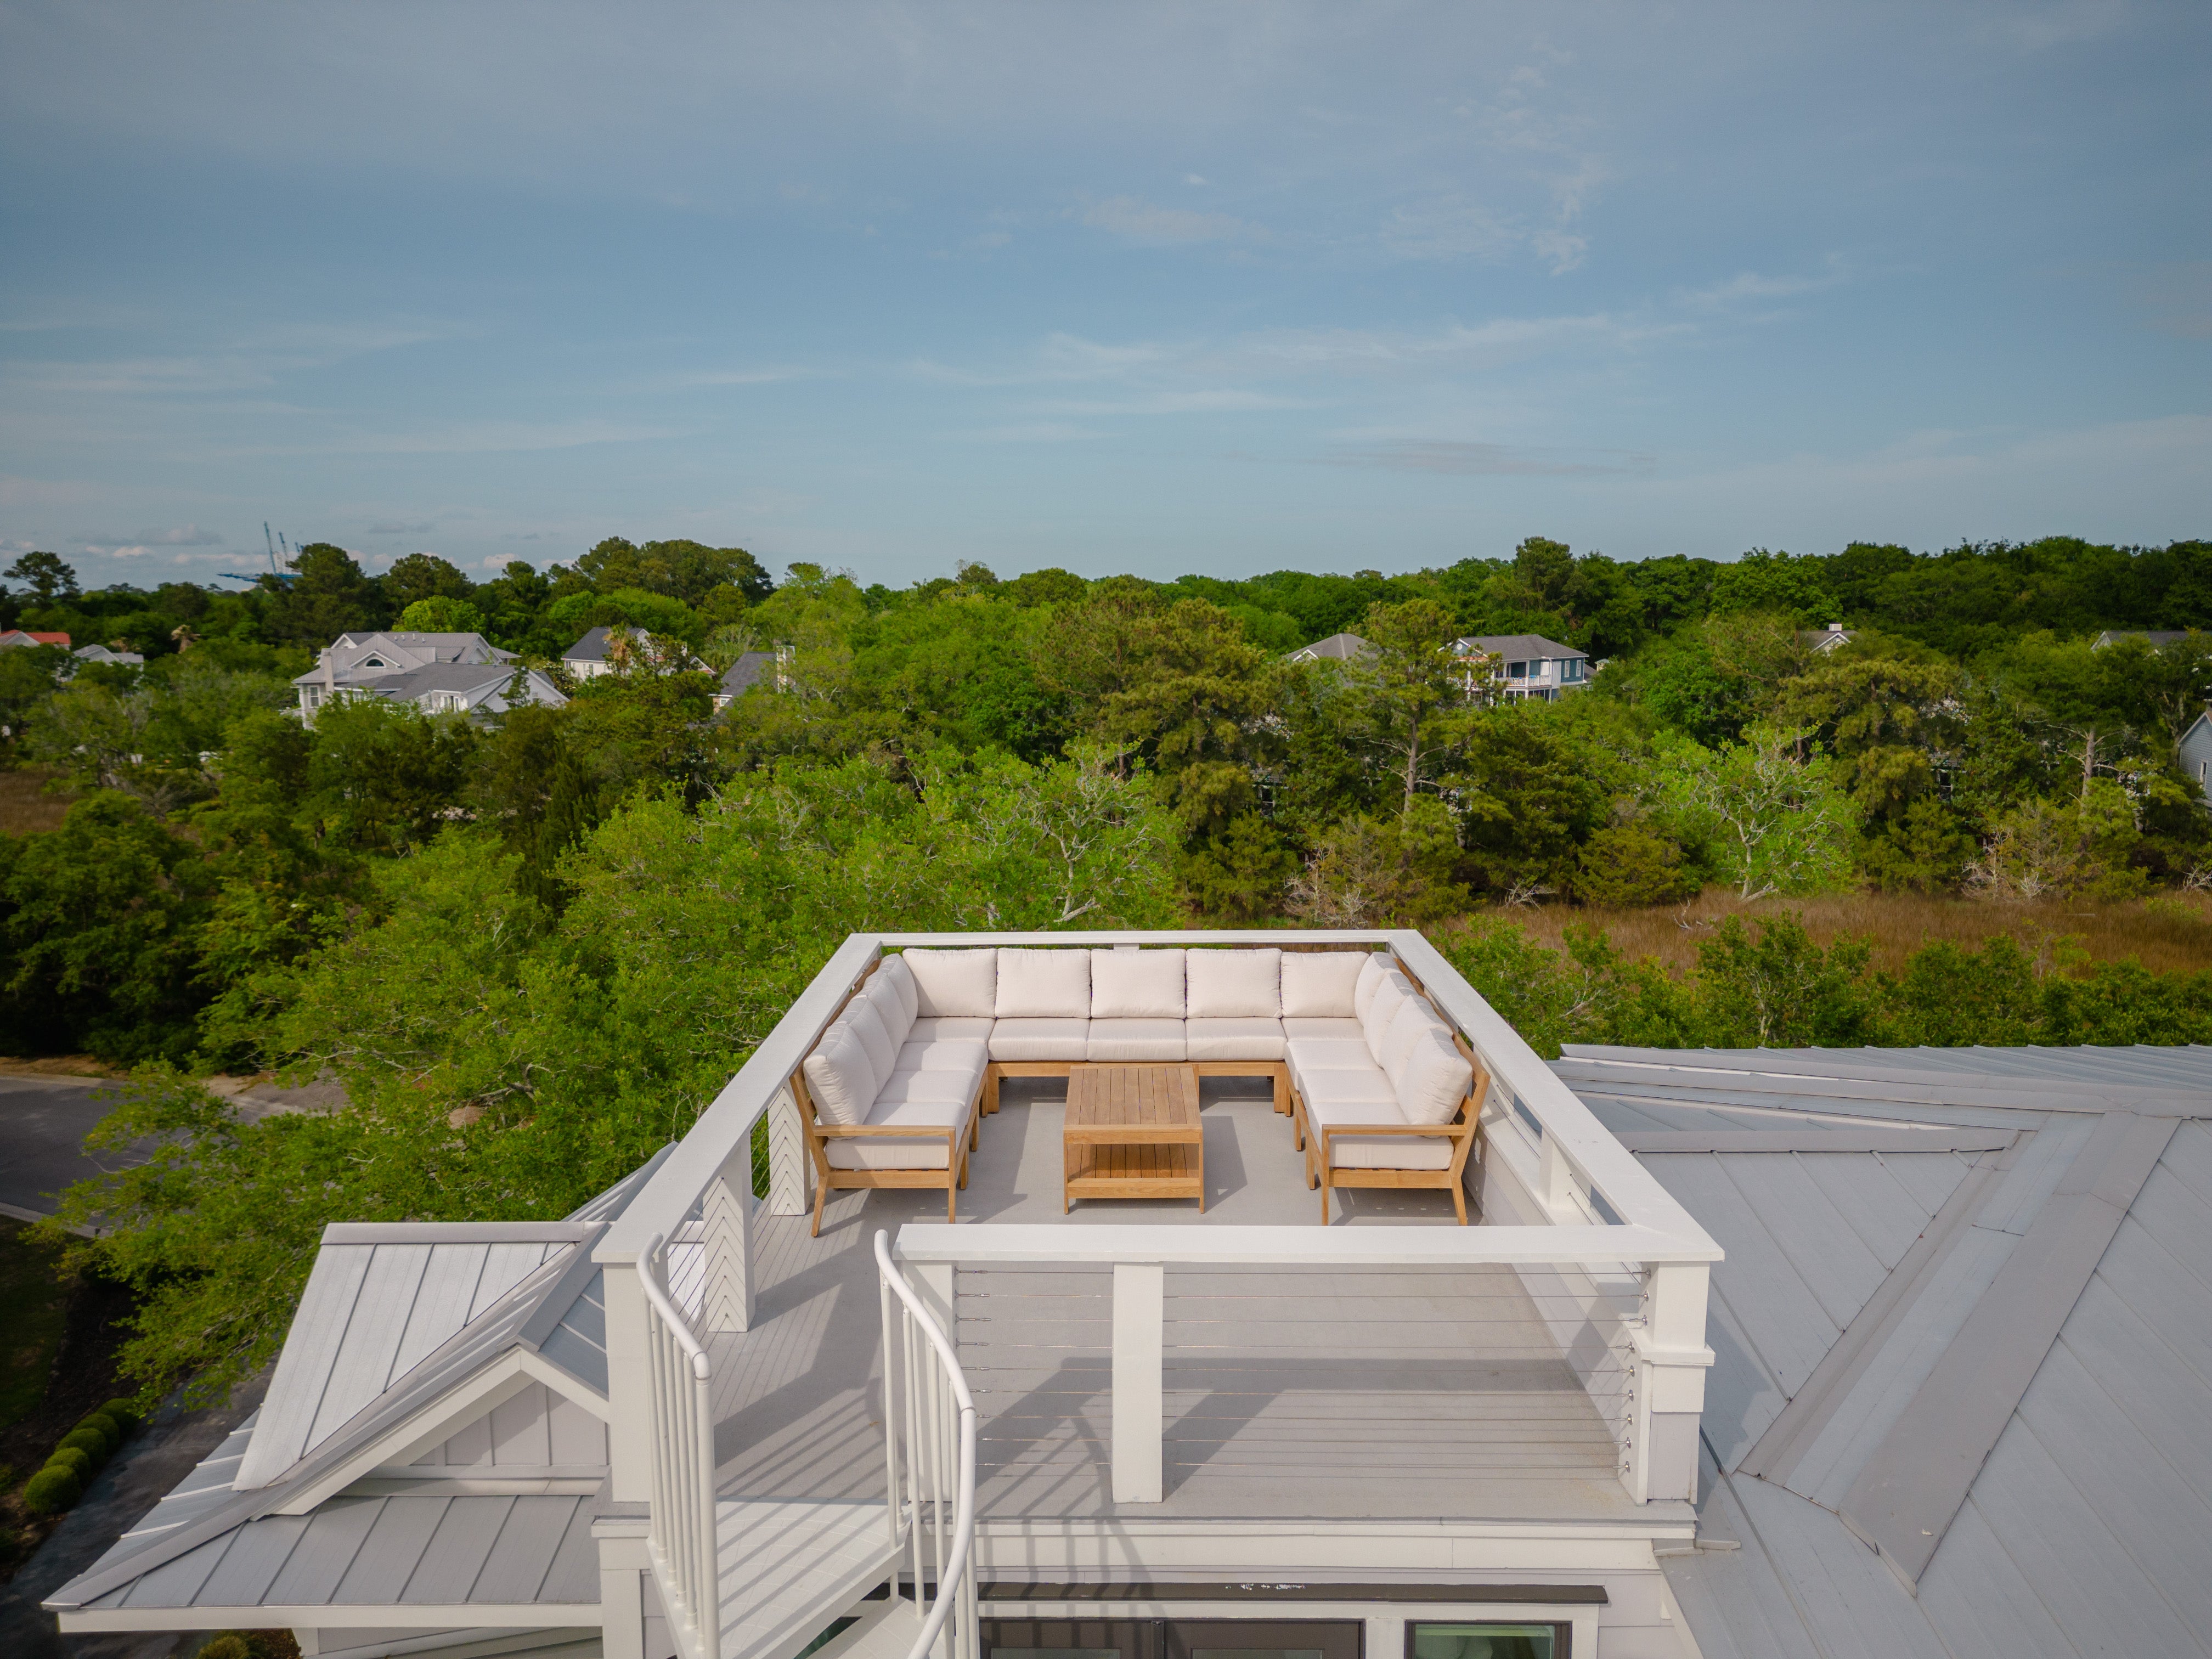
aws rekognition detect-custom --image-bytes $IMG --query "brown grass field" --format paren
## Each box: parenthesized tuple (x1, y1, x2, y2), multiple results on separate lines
(1489, 888, 2212, 978)
(0, 766, 71, 836)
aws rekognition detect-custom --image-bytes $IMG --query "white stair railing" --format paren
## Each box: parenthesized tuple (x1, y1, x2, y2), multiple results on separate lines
(640, 1231, 721, 1659)
(875, 1231, 978, 1659)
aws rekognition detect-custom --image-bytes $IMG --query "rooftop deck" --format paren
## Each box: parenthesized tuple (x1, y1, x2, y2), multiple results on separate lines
(703, 1081, 1641, 1525)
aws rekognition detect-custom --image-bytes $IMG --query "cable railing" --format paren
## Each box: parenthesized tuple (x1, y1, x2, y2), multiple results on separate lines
(640, 1230, 721, 1659)
(876, 1229, 978, 1659)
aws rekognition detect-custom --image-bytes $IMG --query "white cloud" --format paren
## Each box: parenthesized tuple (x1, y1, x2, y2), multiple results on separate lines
(1079, 195, 1260, 245)
(1379, 196, 1515, 263)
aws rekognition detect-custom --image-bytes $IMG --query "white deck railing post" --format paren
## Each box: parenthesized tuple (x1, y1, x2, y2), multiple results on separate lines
(768, 1082, 810, 1217)
(1624, 1260, 1714, 1504)
(701, 1146, 756, 1334)
(1111, 1262, 1165, 1504)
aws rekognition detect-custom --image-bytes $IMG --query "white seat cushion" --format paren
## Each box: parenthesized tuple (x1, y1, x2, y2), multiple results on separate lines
(1305, 1090, 1452, 1171)
(1184, 1017, 1286, 1062)
(1361, 972, 1415, 1055)
(904, 949, 998, 1018)
(862, 973, 913, 1048)
(1397, 1033, 1474, 1127)
(896, 1036, 989, 1081)
(1281, 951, 1366, 1019)
(1378, 998, 1453, 1092)
(871, 955, 920, 1033)
(1286, 1036, 1381, 1099)
(911, 1017, 994, 1042)
(802, 1022, 879, 1127)
(988, 1018, 1090, 1061)
(996, 949, 1091, 1019)
(823, 1085, 971, 1170)
(1087, 1019, 1186, 1062)
(1090, 947, 1186, 1018)
(1282, 1017, 1365, 1041)
(838, 997, 900, 1082)
(1185, 948, 1280, 1018)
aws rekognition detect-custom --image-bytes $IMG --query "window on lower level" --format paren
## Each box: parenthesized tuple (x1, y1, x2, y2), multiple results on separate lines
(1408, 1622, 1565, 1659)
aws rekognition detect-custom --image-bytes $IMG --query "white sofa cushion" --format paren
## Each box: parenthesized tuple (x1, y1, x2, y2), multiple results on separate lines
(904, 948, 998, 1018)
(996, 949, 1090, 1019)
(896, 1037, 990, 1082)
(1087, 1019, 1186, 1062)
(988, 1018, 1089, 1062)
(1090, 948, 1186, 1018)
(1286, 1037, 1381, 1100)
(1361, 972, 1414, 1055)
(838, 997, 900, 1082)
(1282, 1017, 1365, 1042)
(1353, 954, 1392, 1023)
(861, 974, 913, 1049)
(802, 1022, 879, 1127)
(1185, 948, 1279, 1018)
(1397, 1033, 1474, 1127)
(1378, 997, 1453, 1092)
(871, 956, 920, 1032)
(1306, 1092, 1454, 1171)
(1281, 951, 1365, 1019)
(823, 1081, 971, 1170)
(1184, 1017, 1286, 1061)
(911, 1017, 994, 1042)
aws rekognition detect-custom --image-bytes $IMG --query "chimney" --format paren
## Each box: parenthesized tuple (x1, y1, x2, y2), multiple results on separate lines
(1827, 622, 1844, 633)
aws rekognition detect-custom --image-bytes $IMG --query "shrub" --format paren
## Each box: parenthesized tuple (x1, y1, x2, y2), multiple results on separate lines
(99, 1398, 143, 1436)
(75, 1410, 123, 1454)
(58, 1423, 112, 1464)
(44, 1446, 93, 1481)
(24, 1463, 82, 1513)
(1574, 825, 1695, 906)
(200, 1639, 251, 1659)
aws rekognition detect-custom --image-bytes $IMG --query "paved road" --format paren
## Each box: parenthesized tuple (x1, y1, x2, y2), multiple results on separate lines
(0, 1076, 130, 1222)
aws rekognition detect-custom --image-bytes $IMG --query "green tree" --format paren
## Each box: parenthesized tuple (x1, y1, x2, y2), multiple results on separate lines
(1658, 725, 1854, 900)
(5, 550, 81, 605)
(396, 596, 487, 633)
(301, 699, 479, 853)
(267, 543, 387, 645)
(1343, 597, 1469, 814)
(381, 554, 474, 612)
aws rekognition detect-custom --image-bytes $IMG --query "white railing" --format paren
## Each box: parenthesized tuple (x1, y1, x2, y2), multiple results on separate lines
(639, 1231, 721, 1659)
(876, 1230, 978, 1659)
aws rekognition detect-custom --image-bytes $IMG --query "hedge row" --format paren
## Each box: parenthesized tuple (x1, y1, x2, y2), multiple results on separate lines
(22, 1399, 140, 1514)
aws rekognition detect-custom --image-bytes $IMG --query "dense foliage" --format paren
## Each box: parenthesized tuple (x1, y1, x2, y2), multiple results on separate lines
(7, 530, 2212, 1400)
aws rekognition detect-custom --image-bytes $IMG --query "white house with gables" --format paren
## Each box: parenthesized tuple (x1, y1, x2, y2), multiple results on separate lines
(44, 934, 2212, 1659)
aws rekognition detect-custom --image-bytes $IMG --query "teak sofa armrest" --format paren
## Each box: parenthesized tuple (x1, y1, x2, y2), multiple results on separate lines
(809, 1123, 962, 1138)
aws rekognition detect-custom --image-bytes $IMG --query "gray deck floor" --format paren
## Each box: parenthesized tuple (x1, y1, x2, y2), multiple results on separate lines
(710, 1084, 1637, 1523)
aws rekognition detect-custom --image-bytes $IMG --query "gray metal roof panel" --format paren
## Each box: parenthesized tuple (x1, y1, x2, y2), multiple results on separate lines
(472, 1496, 585, 1602)
(399, 1496, 512, 1602)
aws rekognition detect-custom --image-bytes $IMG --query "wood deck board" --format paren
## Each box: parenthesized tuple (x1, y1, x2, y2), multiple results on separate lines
(707, 1093, 1639, 1522)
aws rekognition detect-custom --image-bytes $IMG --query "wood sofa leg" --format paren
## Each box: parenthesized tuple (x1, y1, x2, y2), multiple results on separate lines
(1319, 1171, 1330, 1224)
(810, 1176, 828, 1239)
(1452, 1182, 1469, 1226)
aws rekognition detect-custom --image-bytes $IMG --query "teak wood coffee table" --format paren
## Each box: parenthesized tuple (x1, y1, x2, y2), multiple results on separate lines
(1063, 1063, 1204, 1211)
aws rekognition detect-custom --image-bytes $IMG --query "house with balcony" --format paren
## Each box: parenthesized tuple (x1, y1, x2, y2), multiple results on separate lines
(43, 934, 2212, 1659)
(293, 631, 566, 722)
(1451, 636, 1590, 702)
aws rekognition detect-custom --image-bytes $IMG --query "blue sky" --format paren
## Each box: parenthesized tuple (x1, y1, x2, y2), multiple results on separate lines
(1, 2, 2206, 592)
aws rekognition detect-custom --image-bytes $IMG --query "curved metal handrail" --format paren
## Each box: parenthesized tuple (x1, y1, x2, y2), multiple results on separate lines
(875, 1229, 978, 1659)
(639, 1231, 711, 1381)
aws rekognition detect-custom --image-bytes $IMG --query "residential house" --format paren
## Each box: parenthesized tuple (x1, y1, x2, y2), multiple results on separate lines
(292, 631, 563, 721)
(71, 642, 145, 667)
(1287, 631, 1372, 664)
(713, 650, 778, 710)
(2092, 628, 2202, 650)
(1452, 633, 1591, 700)
(564, 627, 707, 680)
(2180, 709, 2212, 804)
(0, 629, 71, 649)
(1797, 622, 1857, 653)
(52, 935, 2212, 1659)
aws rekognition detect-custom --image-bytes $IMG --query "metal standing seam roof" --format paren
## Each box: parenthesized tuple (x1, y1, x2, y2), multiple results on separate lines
(46, 1152, 679, 1619)
(1555, 1045, 2212, 1659)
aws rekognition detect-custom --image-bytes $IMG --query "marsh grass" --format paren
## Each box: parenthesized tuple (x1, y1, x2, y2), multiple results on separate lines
(1488, 888, 2212, 978)
(0, 767, 69, 837)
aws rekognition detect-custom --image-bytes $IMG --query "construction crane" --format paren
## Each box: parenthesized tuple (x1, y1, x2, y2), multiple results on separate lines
(218, 522, 300, 584)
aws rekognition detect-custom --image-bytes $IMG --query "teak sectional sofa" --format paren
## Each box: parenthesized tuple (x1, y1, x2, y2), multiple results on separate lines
(793, 944, 1488, 1229)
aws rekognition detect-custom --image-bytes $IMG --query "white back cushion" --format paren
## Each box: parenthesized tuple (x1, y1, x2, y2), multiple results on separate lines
(839, 997, 900, 1082)
(1091, 949, 1186, 1018)
(904, 949, 997, 1018)
(1281, 951, 1364, 1019)
(1379, 996, 1451, 1092)
(1362, 972, 1412, 1057)
(1397, 1033, 1474, 1126)
(862, 974, 913, 1048)
(1184, 948, 1279, 1018)
(1353, 954, 1391, 1023)
(803, 1022, 879, 1126)
(873, 955, 920, 1031)
(996, 949, 1091, 1018)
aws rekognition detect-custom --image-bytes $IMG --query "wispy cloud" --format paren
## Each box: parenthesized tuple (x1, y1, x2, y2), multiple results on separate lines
(365, 519, 436, 535)
(75, 524, 223, 548)
(1674, 262, 1850, 312)
(950, 421, 1096, 443)
(1322, 440, 1655, 477)
(1079, 195, 1262, 245)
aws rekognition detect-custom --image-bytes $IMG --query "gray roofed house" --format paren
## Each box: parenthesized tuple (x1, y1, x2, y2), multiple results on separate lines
(1553, 1041, 2212, 1659)
(1452, 633, 1591, 700)
(713, 650, 778, 709)
(2182, 710, 2212, 805)
(1796, 621, 1856, 653)
(563, 625, 707, 680)
(71, 642, 146, 667)
(363, 660, 569, 718)
(562, 625, 623, 679)
(292, 631, 540, 722)
(2093, 628, 2203, 650)
(1287, 631, 1372, 664)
